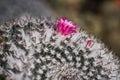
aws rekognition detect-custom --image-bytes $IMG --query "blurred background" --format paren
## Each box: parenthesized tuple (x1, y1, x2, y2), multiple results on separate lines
(46, 0, 120, 58)
(0, 0, 120, 58)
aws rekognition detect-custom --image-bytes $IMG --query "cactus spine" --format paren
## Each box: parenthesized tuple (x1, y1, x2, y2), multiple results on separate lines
(0, 16, 120, 80)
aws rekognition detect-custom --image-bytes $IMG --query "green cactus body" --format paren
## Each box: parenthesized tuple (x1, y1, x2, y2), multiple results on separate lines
(0, 16, 120, 80)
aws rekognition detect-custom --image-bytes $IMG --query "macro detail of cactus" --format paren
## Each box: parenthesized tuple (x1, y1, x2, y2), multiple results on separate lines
(0, 16, 120, 80)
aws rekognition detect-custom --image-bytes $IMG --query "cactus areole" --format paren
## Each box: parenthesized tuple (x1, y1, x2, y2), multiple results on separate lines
(0, 16, 120, 80)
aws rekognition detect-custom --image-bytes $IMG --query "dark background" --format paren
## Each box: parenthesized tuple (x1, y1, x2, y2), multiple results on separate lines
(0, 0, 53, 24)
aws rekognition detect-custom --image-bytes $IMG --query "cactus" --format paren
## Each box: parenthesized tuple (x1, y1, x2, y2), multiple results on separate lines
(0, 16, 120, 80)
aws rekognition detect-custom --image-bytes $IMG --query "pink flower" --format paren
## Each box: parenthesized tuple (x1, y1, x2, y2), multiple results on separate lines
(85, 39, 93, 48)
(56, 17, 78, 35)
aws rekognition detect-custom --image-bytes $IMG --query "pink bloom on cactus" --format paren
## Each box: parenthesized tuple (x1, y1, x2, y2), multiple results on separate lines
(56, 17, 78, 35)
(85, 39, 92, 48)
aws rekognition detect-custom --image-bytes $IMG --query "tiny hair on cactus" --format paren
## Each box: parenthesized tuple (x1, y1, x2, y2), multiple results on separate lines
(0, 16, 120, 80)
